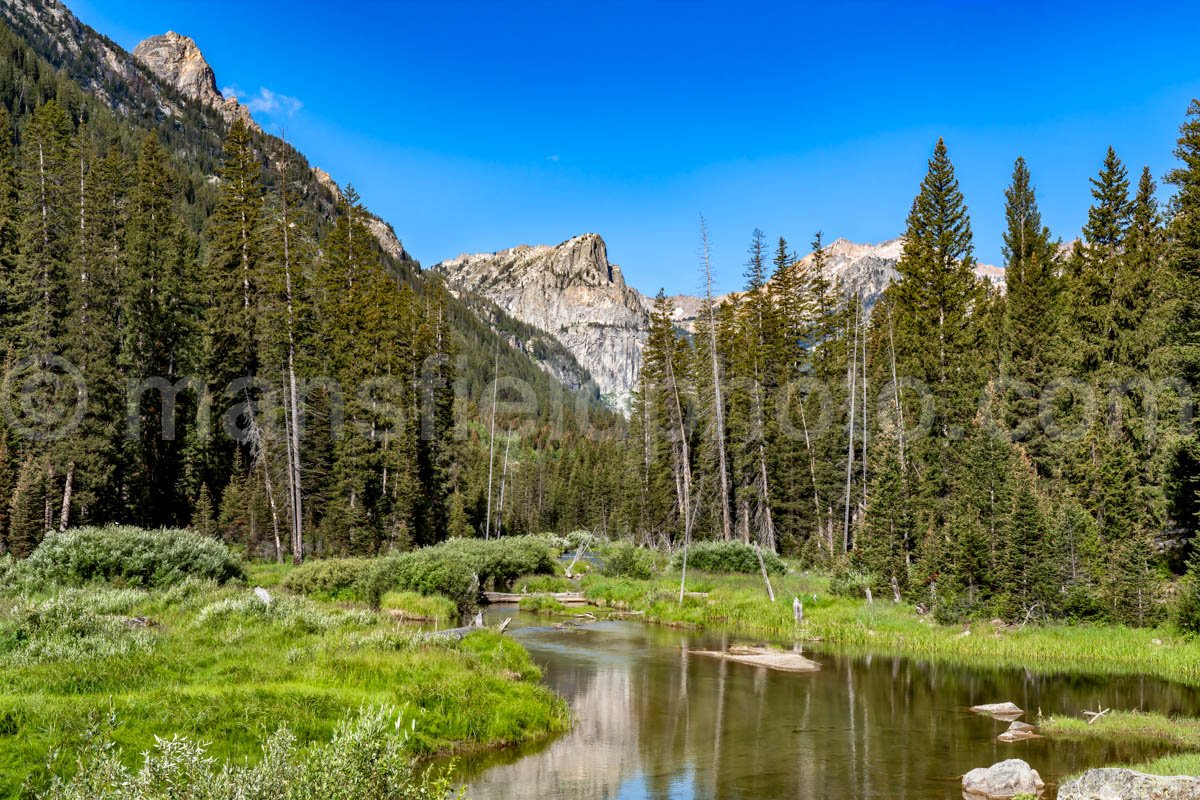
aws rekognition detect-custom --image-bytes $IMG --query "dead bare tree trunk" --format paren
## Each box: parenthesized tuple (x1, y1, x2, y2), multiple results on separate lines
(700, 217, 733, 542)
(496, 430, 512, 537)
(861, 306, 869, 507)
(678, 477, 702, 605)
(755, 543, 776, 602)
(843, 298, 859, 554)
(58, 463, 73, 532)
(485, 337, 500, 540)
(888, 309, 905, 470)
(275, 144, 305, 564)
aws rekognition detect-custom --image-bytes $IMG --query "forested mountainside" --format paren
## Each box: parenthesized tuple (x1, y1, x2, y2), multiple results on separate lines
(3, 0, 1200, 629)
(0, 0, 626, 560)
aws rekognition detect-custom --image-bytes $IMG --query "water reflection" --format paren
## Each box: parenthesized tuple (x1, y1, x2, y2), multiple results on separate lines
(459, 613, 1199, 800)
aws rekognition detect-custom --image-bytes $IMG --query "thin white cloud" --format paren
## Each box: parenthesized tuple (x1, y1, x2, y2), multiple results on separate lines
(545, 154, 560, 162)
(222, 85, 302, 117)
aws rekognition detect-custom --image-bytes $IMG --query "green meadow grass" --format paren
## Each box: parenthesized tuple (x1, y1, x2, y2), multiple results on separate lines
(580, 570, 1200, 686)
(0, 578, 569, 797)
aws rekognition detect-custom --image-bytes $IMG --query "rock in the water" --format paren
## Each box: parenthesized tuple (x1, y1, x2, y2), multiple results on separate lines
(999, 719, 1041, 741)
(962, 759, 1044, 798)
(971, 702, 1025, 720)
(1056, 768, 1200, 799)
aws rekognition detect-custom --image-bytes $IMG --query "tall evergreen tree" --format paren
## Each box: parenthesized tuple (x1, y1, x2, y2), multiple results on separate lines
(885, 138, 983, 435)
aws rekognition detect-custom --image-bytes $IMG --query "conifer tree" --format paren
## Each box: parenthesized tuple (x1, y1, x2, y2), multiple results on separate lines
(1165, 100, 1200, 383)
(1000, 157, 1059, 470)
(1002, 158, 1059, 378)
(885, 138, 983, 434)
(644, 290, 693, 539)
(1069, 147, 1131, 373)
(7, 455, 48, 557)
(0, 106, 19, 356)
(120, 135, 196, 526)
(13, 100, 72, 355)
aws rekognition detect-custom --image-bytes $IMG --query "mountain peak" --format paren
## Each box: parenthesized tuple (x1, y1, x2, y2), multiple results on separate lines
(133, 31, 257, 130)
(437, 233, 645, 408)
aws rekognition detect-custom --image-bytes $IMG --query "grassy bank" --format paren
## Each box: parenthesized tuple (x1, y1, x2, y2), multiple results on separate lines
(579, 571, 1200, 686)
(1042, 711, 1200, 752)
(1043, 712, 1200, 777)
(0, 529, 570, 798)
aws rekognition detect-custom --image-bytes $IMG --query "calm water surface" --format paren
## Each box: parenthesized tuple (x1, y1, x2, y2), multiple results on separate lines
(458, 609, 1200, 800)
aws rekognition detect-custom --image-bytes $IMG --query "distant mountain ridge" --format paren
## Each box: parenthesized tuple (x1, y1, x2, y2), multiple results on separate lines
(438, 235, 1006, 409)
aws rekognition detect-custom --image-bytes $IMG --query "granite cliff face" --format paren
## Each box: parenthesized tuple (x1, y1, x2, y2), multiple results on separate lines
(133, 31, 257, 129)
(438, 234, 648, 408)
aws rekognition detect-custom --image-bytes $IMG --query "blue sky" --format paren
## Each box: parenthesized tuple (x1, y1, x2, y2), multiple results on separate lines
(70, 0, 1200, 295)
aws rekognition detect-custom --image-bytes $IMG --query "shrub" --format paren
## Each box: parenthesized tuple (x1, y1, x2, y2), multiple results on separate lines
(670, 541, 785, 576)
(518, 595, 568, 614)
(431, 536, 557, 590)
(0, 593, 153, 664)
(280, 558, 375, 599)
(42, 707, 458, 800)
(1175, 572, 1200, 636)
(380, 591, 458, 623)
(827, 566, 875, 599)
(362, 552, 477, 611)
(602, 542, 656, 579)
(20, 526, 244, 589)
(281, 538, 557, 611)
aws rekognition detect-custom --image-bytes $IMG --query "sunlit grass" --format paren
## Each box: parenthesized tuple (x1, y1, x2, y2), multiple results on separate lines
(580, 570, 1200, 686)
(1043, 711, 1200, 751)
(0, 579, 569, 796)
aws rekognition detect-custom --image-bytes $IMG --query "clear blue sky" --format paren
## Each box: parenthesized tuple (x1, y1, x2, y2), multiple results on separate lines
(69, 0, 1200, 295)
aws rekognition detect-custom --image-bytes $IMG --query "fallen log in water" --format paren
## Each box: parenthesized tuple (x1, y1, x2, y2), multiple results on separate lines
(422, 613, 513, 641)
(483, 591, 590, 606)
(690, 645, 820, 673)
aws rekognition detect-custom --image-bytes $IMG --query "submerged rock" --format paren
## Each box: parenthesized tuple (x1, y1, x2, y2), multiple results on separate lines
(690, 645, 820, 673)
(1056, 768, 1200, 799)
(998, 719, 1042, 742)
(962, 759, 1044, 798)
(971, 702, 1025, 720)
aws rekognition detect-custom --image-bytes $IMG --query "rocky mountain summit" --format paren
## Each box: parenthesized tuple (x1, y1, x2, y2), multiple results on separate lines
(131, 29, 406, 262)
(437, 234, 648, 408)
(440, 234, 1007, 410)
(132, 31, 256, 129)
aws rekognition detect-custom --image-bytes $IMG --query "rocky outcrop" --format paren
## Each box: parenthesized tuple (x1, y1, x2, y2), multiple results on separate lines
(1056, 769, 1200, 799)
(133, 32, 257, 130)
(132, 31, 410, 262)
(364, 217, 407, 262)
(437, 234, 647, 408)
(963, 759, 1045, 798)
(437, 233, 1006, 410)
(308, 167, 408, 262)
